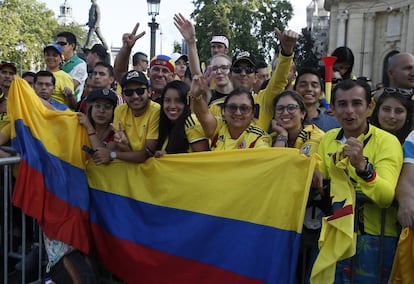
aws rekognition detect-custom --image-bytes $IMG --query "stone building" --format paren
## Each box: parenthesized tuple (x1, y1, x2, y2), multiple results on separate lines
(324, 0, 414, 85)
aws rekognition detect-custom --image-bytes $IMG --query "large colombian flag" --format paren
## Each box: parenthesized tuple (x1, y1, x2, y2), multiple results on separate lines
(9, 78, 317, 283)
(8, 78, 92, 253)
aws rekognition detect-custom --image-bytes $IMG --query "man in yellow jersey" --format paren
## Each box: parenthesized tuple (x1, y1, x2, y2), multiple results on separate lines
(209, 28, 299, 132)
(92, 70, 159, 164)
(313, 79, 402, 283)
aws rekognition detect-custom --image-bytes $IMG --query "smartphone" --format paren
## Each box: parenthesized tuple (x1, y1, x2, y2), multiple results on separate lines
(82, 145, 96, 155)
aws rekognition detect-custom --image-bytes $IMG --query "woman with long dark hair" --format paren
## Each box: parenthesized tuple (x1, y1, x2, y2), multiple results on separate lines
(370, 88, 413, 144)
(332, 46, 355, 80)
(155, 80, 209, 156)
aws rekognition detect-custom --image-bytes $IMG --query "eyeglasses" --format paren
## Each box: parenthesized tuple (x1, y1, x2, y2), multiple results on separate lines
(211, 65, 230, 73)
(150, 66, 171, 74)
(231, 66, 255, 74)
(56, 41, 68, 46)
(92, 102, 113, 111)
(332, 78, 342, 84)
(225, 103, 252, 114)
(275, 104, 300, 114)
(383, 87, 412, 97)
(123, 87, 147, 97)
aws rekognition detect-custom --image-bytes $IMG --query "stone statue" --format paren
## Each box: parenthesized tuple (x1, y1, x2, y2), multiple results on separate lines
(84, 0, 108, 50)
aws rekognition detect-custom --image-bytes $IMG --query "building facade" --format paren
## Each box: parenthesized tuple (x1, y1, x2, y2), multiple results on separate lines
(324, 0, 414, 85)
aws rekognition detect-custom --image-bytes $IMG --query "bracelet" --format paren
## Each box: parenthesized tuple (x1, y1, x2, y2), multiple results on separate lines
(88, 132, 97, 136)
(275, 134, 288, 147)
(145, 147, 154, 157)
(188, 92, 203, 101)
(276, 134, 288, 142)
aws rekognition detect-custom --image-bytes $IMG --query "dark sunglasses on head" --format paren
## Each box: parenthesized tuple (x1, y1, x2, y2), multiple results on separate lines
(383, 87, 413, 97)
(332, 78, 342, 84)
(56, 41, 68, 46)
(123, 87, 147, 97)
(231, 66, 255, 74)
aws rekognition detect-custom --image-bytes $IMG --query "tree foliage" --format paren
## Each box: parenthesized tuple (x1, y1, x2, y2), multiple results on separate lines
(191, 0, 293, 63)
(294, 28, 318, 69)
(0, 0, 87, 73)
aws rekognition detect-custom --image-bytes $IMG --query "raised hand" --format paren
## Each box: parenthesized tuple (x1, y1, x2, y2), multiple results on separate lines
(112, 122, 129, 146)
(77, 112, 94, 133)
(122, 22, 146, 49)
(174, 13, 196, 42)
(274, 27, 299, 55)
(190, 74, 208, 98)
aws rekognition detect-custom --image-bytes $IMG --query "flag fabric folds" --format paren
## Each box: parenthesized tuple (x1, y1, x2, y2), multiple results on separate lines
(389, 227, 414, 283)
(310, 147, 357, 283)
(8, 78, 317, 283)
(9, 78, 92, 253)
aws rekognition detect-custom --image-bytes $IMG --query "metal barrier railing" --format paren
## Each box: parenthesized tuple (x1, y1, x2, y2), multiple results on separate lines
(0, 154, 124, 284)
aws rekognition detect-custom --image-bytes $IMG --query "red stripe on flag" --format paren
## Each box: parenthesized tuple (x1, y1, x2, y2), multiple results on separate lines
(327, 204, 353, 221)
(12, 160, 91, 253)
(91, 224, 265, 284)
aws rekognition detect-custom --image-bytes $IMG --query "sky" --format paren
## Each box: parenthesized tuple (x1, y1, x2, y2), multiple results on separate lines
(41, 0, 308, 56)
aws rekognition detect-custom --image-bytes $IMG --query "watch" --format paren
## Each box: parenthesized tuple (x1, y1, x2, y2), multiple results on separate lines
(356, 157, 374, 180)
(110, 151, 117, 161)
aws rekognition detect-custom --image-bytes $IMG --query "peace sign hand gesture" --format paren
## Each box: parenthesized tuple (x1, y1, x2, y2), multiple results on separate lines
(122, 22, 146, 49)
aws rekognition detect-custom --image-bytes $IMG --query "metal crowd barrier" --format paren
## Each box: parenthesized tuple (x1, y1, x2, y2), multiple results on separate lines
(0, 154, 124, 284)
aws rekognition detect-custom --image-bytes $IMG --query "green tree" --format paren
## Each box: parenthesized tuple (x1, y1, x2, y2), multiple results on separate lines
(0, 0, 88, 73)
(294, 28, 319, 70)
(191, 0, 293, 63)
(0, 0, 58, 73)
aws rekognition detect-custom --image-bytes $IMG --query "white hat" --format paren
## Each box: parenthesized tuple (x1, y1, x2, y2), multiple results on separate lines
(170, 52, 188, 63)
(210, 36, 229, 48)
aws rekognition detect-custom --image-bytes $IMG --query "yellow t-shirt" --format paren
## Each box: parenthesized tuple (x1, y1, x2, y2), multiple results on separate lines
(52, 70, 75, 105)
(208, 52, 294, 132)
(161, 114, 207, 152)
(210, 117, 271, 151)
(113, 101, 160, 151)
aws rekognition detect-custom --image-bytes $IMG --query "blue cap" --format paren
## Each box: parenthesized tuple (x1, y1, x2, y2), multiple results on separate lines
(44, 43, 62, 55)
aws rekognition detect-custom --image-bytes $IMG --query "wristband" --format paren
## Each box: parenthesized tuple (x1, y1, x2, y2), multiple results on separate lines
(88, 132, 97, 136)
(145, 147, 154, 157)
(188, 92, 203, 101)
(276, 134, 288, 142)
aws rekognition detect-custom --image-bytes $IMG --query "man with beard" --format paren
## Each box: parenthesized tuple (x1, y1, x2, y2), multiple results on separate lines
(92, 70, 159, 164)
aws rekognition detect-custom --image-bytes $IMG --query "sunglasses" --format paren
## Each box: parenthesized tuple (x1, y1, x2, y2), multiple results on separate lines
(225, 103, 252, 114)
(231, 66, 255, 74)
(275, 104, 299, 114)
(123, 87, 147, 97)
(56, 41, 68, 46)
(383, 87, 412, 97)
(332, 78, 342, 84)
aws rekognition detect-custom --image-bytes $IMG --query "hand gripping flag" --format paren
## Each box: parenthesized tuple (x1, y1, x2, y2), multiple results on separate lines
(310, 146, 357, 283)
(8, 78, 319, 283)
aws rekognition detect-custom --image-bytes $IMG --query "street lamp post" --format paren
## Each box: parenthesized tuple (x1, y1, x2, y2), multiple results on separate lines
(147, 0, 160, 59)
(15, 41, 26, 76)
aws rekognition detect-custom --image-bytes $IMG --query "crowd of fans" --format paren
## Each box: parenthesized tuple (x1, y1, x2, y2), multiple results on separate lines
(1, 12, 414, 283)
